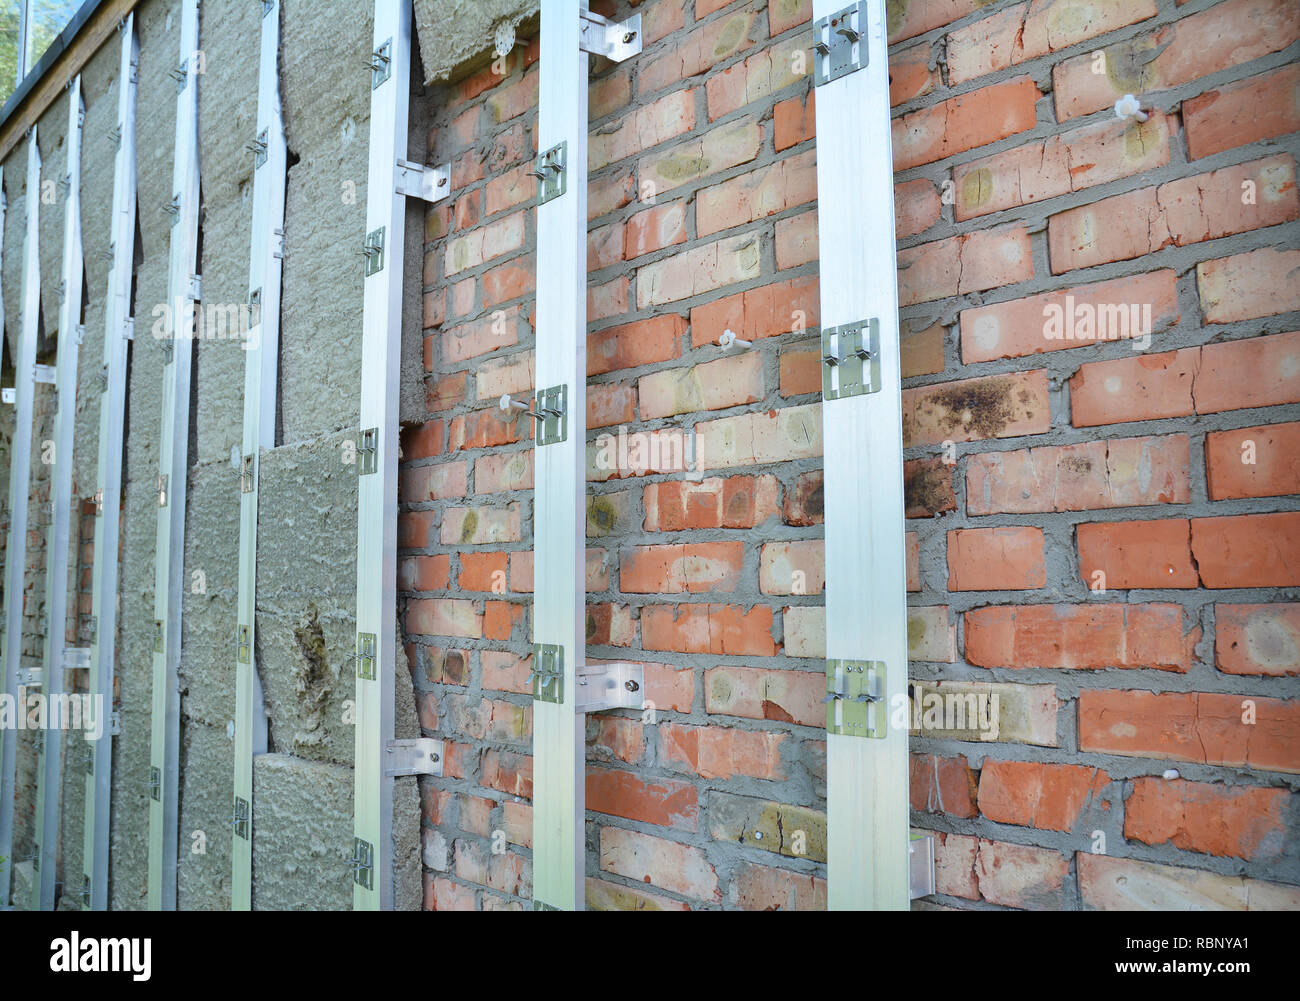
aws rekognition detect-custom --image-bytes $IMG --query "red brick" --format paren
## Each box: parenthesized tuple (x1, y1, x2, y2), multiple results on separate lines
(730, 862, 826, 911)
(639, 119, 761, 195)
(400, 420, 443, 461)
(901, 321, 945, 377)
(1078, 690, 1300, 774)
(966, 436, 1190, 515)
(586, 716, 644, 765)
(759, 540, 824, 595)
(778, 341, 819, 398)
(399, 511, 435, 548)
(398, 555, 450, 592)
(400, 462, 468, 503)
(1048, 155, 1298, 273)
(641, 604, 777, 656)
(458, 552, 508, 593)
(887, 0, 983, 44)
(947, 0, 1157, 85)
(480, 749, 532, 797)
(1068, 348, 1198, 427)
(1206, 422, 1300, 500)
(637, 232, 762, 308)
(475, 450, 533, 494)
(948, 527, 1046, 591)
(658, 722, 785, 781)
(902, 370, 1050, 448)
(910, 753, 978, 819)
(690, 275, 819, 348)
(904, 458, 955, 519)
(784, 471, 822, 527)
(590, 89, 696, 170)
(587, 382, 637, 429)
(1186, 63, 1300, 160)
(773, 91, 814, 151)
(974, 838, 1068, 909)
(1077, 518, 1197, 589)
(956, 114, 1170, 221)
(965, 603, 1199, 672)
(425, 875, 476, 911)
(441, 306, 523, 363)
(588, 314, 684, 376)
(599, 827, 719, 902)
(1125, 778, 1287, 860)
(1198, 251, 1300, 324)
(704, 664, 822, 727)
(1191, 513, 1300, 588)
(638, 350, 764, 418)
(892, 76, 1040, 171)
(620, 542, 744, 594)
(1078, 852, 1300, 910)
(889, 42, 938, 107)
(695, 403, 821, 470)
(705, 35, 810, 120)
(642, 475, 781, 532)
(636, 9, 759, 96)
(697, 150, 817, 238)
(1052, 0, 1300, 121)
(895, 178, 941, 239)
(978, 760, 1109, 832)
(897, 226, 1034, 306)
(961, 271, 1178, 362)
(1196, 332, 1300, 412)
(586, 768, 699, 830)
(623, 200, 687, 259)
(1216, 604, 1300, 677)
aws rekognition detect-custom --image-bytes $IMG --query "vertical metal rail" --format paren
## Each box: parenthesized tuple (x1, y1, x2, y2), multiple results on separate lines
(353, 0, 450, 910)
(231, 0, 286, 912)
(147, 0, 201, 912)
(812, 0, 910, 909)
(0, 128, 42, 909)
(529, 1, 641, 912)
(31, 73, 85, 912)
(83, 15, 138, 912)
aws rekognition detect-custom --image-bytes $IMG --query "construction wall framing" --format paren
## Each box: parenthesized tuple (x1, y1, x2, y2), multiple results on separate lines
(31, 72, 85, 911)
(147, 0, 200, 912)
(0, 127, 43, 909)
(231, 0, 286, 912)
(813, 0, 910, 909)
(82, 13, 137, 914)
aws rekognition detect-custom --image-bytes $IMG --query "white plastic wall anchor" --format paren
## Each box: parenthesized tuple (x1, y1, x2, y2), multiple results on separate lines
(719, 329, 752, 350)
(1114, 94, 1148, 123)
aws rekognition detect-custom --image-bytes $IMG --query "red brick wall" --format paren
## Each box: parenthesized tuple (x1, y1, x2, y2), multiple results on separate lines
(402, 0, 1300, 910)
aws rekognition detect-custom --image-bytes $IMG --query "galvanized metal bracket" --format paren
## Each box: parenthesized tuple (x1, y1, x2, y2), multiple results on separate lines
(574, 662, 644, 714)
(233, 796, 250, 840)
(240, 454, 254, 493)
(249, 129, 268, 167)
(33, 364, 56, 384)
(825, 659, 886, 738)
(531, 643, 564, 704)
(351, 837, 374, 890)
(532, 142, 567, 205)
(149, 765, 162, 801)
(534, 384, 567, 446)
(153, 620, 164, 653)
(821, 318, 880, 401)
(358, 427, 379, 474)
(237, 625, 251, 664)
(61, 647, 90, 670)
(394, 159, 451, 204)
(16, 667, 42, 687)
(363, 227, 385, 276)
(812, 2, 867, 87)
(909, 833, 935, 899)
(370, 39, 391, 89)
(382, 738, 444, 777)
(578, 10, 642, 61)
(356, 633, 377, 680)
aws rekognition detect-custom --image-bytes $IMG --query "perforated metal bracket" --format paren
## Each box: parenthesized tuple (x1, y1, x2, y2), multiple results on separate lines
(149, 766, 162, 801)
(363, 227, 385, 276)
(153, 619, 164, 652)
(240, 454, 254, 493)
(16, 667, 42, 687)
(531, 643, 564, 704)
(383, 738, 445, 777)
(824, 659, 886, 738)
(61, 647, 90, 670)
(237, 625, 250, 664)
(370, 39, 391, 89)
(358, 427, 379, 474)
(351, 838, 374, 890)
(33, 364, 56, 384)
(534, 385, 567, 446)
(356, 633, 376, 680)
(812, 2, 868, 87)
(578, 10, 642, 61)
(395, 159, 451, 204)
(233, 796, 250, 840)
(532, 141, 567, 205)
(574, 662, 644, 714)
(909, 833, 935, 899)
(821, 318, 881, 401)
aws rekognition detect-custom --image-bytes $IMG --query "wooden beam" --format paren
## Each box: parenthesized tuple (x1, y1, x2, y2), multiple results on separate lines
(0, 0, 140, 164)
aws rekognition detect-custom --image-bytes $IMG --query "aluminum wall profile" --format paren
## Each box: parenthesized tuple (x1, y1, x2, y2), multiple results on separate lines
(147, 0, 201, 912)
(812, 0, 910, 909)
(231, 0, 286, 913)
(530, 0, 590, 913)
(31, 72, 86, 912)
(0, 127, 42, 910)
(82, 13, 138, 914)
